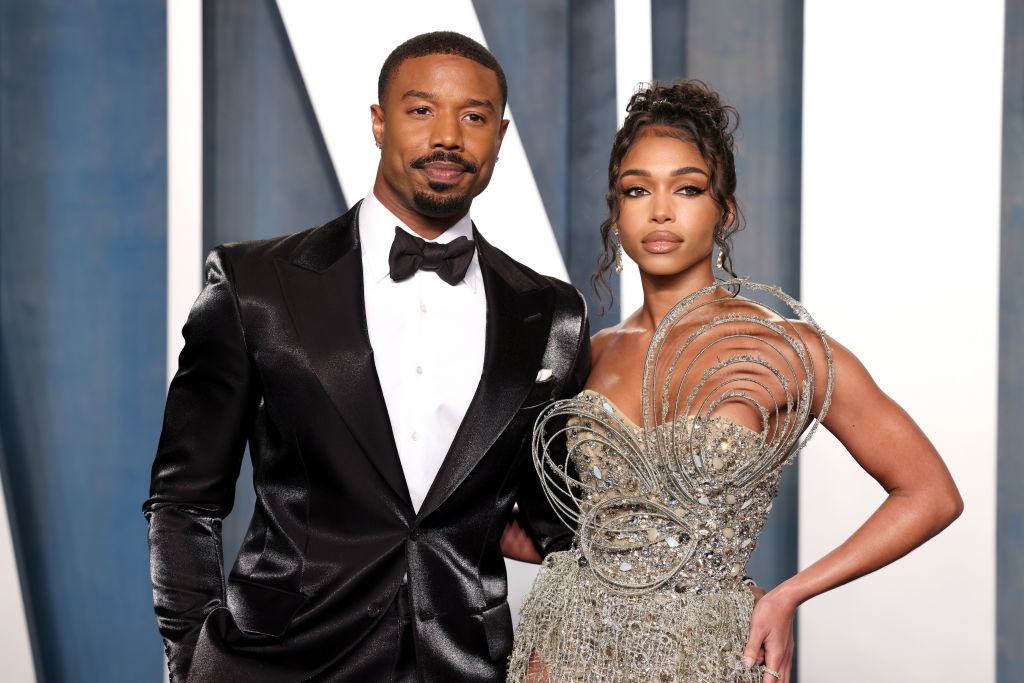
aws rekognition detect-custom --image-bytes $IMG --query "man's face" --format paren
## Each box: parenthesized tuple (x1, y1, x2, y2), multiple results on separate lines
(371, 54, 508, 219)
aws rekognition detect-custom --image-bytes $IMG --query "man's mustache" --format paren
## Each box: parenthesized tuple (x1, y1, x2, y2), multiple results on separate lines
(409, 151, 479, 174)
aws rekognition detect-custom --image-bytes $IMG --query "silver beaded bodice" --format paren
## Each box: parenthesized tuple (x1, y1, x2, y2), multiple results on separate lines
(509, 281, 833, 682)
(531, 280, 833, 597)
(563, 392, 783, 596)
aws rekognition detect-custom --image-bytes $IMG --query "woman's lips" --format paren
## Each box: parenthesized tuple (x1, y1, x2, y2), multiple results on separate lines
(641, 231, 682, 253)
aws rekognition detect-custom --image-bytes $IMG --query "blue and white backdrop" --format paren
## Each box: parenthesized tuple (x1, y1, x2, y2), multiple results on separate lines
(0, 1, 1020, 681)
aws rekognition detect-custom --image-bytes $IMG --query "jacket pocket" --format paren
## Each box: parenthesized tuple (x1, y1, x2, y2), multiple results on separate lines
(226, 577, 308, 637)
(480, 601, 513, 661)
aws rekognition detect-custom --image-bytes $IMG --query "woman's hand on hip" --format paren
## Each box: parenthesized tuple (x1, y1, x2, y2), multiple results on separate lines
(743, 588, 796, 683)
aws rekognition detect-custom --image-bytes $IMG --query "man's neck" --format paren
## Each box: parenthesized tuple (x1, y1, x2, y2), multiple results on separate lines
(372, 179, 468, 242)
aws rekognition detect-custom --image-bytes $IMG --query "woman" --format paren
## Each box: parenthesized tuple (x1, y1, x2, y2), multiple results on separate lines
(503, 81, 962, 682)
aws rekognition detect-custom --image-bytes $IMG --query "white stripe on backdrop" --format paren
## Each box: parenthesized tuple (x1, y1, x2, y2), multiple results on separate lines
(799, 1, 1002, 680)
(0, 469, 36, 682)
(614, 0, 652, 321)
(166, 4, 202, 682)
(167, 0, 204, 385)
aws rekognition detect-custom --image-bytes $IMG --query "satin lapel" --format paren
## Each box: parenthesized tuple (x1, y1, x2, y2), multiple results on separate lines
(417, 235, 553, 519)
(274, 209, 413, 512)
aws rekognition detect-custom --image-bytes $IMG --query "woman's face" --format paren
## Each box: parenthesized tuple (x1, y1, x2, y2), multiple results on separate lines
(615, 132, 724, 279)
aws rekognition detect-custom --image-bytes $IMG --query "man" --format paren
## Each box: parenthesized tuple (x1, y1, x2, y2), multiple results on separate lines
(144, 31, 588, 682)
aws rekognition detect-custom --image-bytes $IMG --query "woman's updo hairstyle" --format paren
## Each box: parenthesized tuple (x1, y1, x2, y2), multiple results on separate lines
(592, 79, 744, 313)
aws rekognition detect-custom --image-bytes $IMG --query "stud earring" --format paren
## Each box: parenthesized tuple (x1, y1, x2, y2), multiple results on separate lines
(614, 232, 623, 274)
(374, 140, 381, 149)
(716, 249, 725, 270)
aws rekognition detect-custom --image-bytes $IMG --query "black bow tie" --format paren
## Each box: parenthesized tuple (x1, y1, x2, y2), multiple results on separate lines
(388, 227, 475, 286)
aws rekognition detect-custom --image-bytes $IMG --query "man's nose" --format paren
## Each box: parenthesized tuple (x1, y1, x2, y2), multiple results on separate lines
(430, 111, 463, 149)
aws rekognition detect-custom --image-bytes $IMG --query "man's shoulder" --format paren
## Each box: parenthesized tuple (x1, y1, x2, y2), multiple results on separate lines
(214, 226, 314, 261)
(543, 271, 587, 318)
(478, 237, 586, 316)
(214, 207, 358, 269)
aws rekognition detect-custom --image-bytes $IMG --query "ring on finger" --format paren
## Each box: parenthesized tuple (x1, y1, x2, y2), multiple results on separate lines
(763, 667, 781, 679)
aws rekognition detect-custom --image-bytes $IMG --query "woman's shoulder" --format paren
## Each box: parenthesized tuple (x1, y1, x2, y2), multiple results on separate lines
(589, 324, 621, 364)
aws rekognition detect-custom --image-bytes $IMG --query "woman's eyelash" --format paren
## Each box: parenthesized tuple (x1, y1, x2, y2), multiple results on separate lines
(621, 185, 706, 197)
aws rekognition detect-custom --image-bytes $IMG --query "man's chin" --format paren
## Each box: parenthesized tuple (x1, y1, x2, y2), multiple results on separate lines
(412, 190, 472, 218)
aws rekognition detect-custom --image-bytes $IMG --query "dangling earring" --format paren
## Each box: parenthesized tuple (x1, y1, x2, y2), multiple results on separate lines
(614, 231, 623, 274)
(716, 249, 725, 270)
(374, 140, 382, 149)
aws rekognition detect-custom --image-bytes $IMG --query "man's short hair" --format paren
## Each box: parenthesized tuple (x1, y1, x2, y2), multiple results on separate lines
(377, 31, 508, 111)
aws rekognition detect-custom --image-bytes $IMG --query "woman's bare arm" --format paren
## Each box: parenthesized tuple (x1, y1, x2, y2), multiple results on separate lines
(743, 337, 963, 682)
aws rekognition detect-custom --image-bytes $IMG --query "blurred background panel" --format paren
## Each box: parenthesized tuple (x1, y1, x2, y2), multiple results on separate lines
(0, 1, 168, 681)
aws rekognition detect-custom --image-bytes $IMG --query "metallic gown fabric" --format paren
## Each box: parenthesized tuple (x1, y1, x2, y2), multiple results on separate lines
(509, 281, 833, 682)
(144, 204, 591, 682)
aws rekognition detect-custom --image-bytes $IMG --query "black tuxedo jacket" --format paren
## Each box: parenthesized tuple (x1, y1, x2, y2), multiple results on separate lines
(144, 203, 590, 682)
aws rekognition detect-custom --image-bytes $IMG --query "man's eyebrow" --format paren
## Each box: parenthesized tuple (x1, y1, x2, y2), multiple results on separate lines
(402, 89, 435, 100)
(465, 98, 496, 112)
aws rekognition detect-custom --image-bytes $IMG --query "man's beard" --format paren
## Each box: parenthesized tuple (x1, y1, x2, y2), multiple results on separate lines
(409, 150, 478, 217)
(412, 187, 472, 217)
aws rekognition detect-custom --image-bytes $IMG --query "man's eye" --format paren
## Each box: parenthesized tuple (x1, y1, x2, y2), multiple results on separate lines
(410, 107, 430, 115)
(464, 113, 485, 123)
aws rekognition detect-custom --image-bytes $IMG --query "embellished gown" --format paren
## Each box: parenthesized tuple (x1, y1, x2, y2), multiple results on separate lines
(508, 281, 834, 682)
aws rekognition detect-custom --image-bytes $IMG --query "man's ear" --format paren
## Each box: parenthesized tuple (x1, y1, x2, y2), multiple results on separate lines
(496, 117, 510, 152)
(370, 104, 385, 147)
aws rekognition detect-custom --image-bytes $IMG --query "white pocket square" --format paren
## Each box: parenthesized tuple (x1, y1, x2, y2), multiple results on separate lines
(535, 368, 554, 383)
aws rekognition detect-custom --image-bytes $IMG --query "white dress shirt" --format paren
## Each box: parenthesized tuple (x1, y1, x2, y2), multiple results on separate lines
(359, 191, 487, 512)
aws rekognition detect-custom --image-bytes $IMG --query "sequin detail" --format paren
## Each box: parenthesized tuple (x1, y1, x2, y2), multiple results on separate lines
(511, 552, 763, 682)
(509, 280, 833, 682)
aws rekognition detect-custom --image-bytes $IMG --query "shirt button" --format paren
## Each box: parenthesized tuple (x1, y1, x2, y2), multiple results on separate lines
(410, 528, 420, 541)
(416, 365, 423, 375)
(411, 432, 419, 441)
(420, 302, 428, 313)
(367, 603, 381, 618)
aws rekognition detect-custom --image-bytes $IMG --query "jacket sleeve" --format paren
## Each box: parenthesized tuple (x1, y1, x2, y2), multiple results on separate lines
(143, 247, 258, 681)
(515, 287, 591, 557)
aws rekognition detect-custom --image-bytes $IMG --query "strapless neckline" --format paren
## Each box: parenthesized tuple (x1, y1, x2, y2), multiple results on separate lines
(576, 388, 763, 441)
